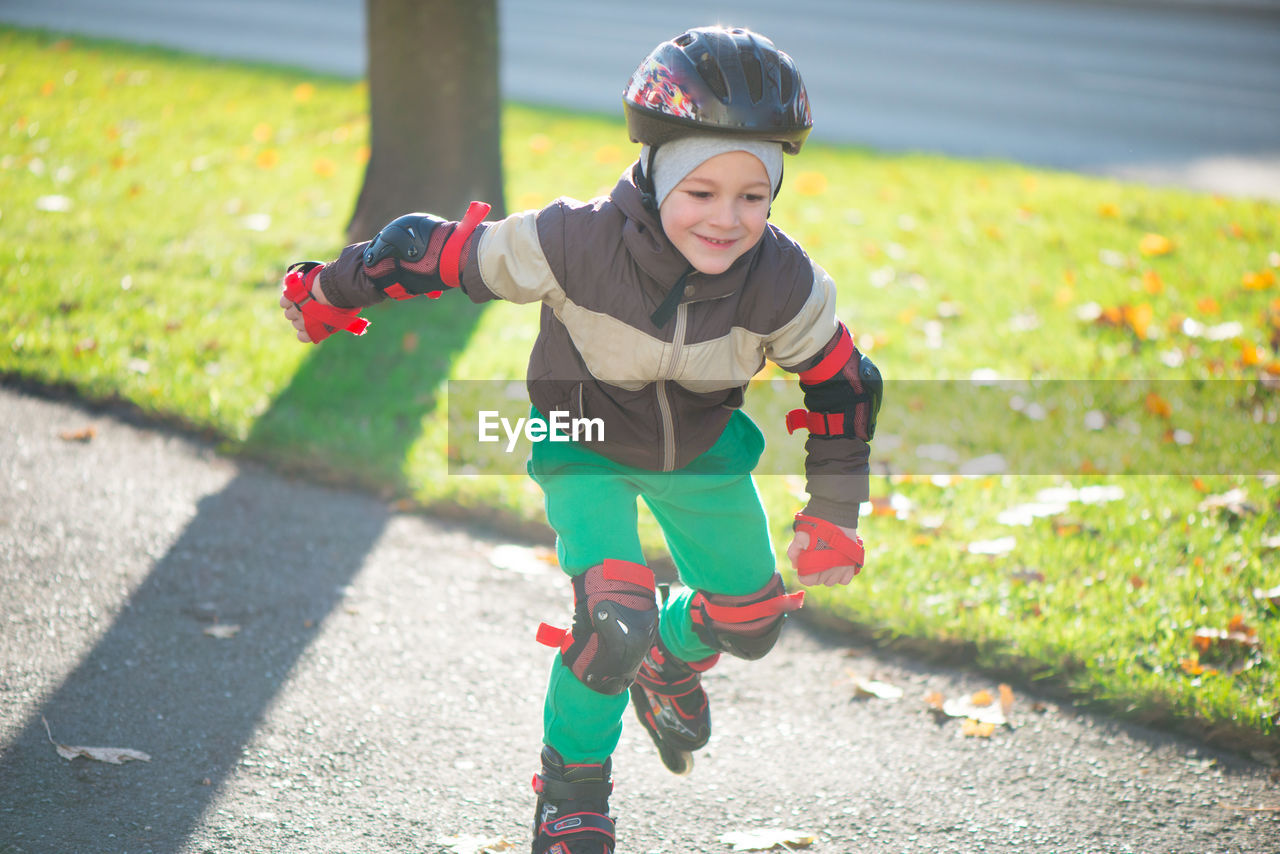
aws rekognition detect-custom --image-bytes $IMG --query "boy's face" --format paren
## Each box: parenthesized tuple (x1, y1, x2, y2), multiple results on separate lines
(659, 150, 771, 276)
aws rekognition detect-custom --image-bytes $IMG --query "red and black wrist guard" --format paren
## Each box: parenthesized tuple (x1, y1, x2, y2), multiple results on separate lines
(282, 261, 370, 344)
(786, 322, 882, 441)
(792, 513, 865, 577)
(361, 200, 490, 300)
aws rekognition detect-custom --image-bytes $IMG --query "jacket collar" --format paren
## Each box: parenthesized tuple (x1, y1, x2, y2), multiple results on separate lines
(611, 165, 762, 302)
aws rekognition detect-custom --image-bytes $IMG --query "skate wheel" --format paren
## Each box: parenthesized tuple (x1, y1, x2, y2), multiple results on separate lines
(660, 747, 694, 776)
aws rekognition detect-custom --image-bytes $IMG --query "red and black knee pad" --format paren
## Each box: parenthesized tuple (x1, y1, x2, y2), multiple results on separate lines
(690, 573, 805, 661)
(537, 560, 659, 695)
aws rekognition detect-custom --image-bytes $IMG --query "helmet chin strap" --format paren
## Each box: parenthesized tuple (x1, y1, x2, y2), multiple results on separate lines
(636, 145, 660, 214)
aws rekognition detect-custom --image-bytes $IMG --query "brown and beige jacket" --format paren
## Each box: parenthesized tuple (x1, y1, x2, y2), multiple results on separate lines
(321, 169, 869, 526)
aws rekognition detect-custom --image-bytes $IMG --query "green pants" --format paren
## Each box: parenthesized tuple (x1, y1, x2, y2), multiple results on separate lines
(527, 408, 778, 763)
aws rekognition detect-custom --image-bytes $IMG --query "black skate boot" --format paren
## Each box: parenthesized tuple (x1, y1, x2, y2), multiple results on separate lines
(531, 745, 615, 854)
(629, 639, 719, 775)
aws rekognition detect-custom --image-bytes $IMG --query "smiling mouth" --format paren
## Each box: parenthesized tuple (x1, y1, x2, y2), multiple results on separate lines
(696, 234, 738, 248)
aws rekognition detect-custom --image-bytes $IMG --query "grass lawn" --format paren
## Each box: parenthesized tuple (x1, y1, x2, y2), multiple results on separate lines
(2, 27, 1278, 755)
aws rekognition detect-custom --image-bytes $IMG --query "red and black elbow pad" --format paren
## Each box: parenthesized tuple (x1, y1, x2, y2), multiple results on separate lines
(361, 200, 490, 300)
(786, 323, 882, 442)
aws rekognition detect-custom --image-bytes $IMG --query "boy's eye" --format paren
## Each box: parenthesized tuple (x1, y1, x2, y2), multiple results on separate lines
(687, 190, 713, 199)
(743, 193, 767, 203)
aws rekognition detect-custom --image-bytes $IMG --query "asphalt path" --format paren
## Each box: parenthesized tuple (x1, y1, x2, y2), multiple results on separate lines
(0, 0, 1278, 198)
(2, 385, 1278, 851)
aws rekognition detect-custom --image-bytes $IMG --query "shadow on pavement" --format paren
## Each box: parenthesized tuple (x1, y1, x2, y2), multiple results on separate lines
(0, 298, 482, 852)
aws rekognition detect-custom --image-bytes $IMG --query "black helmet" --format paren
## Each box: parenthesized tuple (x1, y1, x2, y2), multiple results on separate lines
(623, 26, 812, 155)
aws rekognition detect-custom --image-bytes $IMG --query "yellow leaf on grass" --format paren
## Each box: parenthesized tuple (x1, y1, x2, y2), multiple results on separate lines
(1097, 203, 1120, 218)
(1239, 341, 1262, 366)
(313, 157, 336, 178)
(1123, 303, 1154, 339)
(1145, 392, 1172, 419)
(1142, 270, 1165, 294)
(256, 149, 279, 169)
(1139, 233, 1174, 257)
(1243, 270, 1276, 290)
(793, 171, 828, 196)
(293, 82, 315, 103)
(1197, 296, 1220, 316)
(594, 145, 622, 164)
(1193, 621, 1260, 656)
(528, 134, 552, 154)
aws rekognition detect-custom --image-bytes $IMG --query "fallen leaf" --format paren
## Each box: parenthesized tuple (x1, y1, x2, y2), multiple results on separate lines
(1198, 489, 1256, 519)
(792, 171, 828, 196)
(488, 544, 556, 575)
(1035, 485, 1125, 505)
(997, 502, 1068, 526)
(1124, 303, 1154, 339)
(1138, 233, 1174, 257)
(1144, 392, 1172, 419)
(850, 676, 904, 701)
(1193, 622, 1260, 656)
(1254, 584, 1280, 607)
(967, 537, 1016, 556)
(999, 684, 1015, 719)
(436, 835, 513, 854)
(719, 828, 816, 851)
(1197, 296, 1222, 316)
(203, 623, 241, 639)
(971, 690, 994, 707)
(58, 425, 97, 442)
(35, 194, 73, 212)
(1242, 270, 1276, 291)
(961, 719, 997, 738)
(942, 694, 1008, 726)
(42, 717, 150, 765)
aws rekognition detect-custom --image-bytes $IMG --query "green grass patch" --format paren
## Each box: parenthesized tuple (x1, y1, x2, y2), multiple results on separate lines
(2, 27, 1278, 754)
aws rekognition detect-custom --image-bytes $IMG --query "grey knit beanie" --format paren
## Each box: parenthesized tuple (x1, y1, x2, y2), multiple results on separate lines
(643, 135, 784, 209)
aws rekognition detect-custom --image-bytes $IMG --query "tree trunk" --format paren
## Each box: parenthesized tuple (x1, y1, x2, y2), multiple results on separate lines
(346, 0, 505, 243)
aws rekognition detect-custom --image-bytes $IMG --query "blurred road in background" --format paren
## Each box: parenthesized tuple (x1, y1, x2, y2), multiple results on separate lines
(1, 0, 1278, 196)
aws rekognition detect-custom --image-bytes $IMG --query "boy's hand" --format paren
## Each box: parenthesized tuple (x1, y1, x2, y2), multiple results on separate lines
(280, 262, 369, 344)
(279, 285, 328, 343)
(787, 514, 864, 587)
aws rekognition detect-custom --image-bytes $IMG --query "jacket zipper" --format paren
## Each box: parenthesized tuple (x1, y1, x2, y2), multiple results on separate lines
(656, 300, 689, 472)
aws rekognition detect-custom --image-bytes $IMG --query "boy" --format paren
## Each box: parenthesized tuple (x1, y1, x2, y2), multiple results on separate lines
(281, 26, 879, 854)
